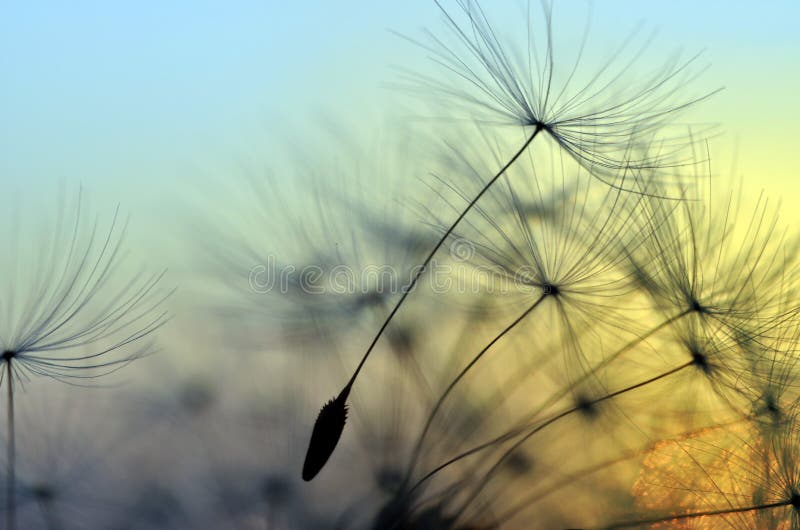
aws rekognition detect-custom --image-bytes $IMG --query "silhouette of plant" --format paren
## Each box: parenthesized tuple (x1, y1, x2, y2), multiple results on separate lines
(302, 0, 720, 486)
(0, 189, 169, 530)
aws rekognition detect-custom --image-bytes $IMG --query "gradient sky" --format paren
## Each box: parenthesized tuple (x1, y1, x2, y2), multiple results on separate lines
(1, 1, 798, 238)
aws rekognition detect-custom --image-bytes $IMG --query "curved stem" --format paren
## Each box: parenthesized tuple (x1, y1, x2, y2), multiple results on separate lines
(343, 126, 544, 393)
(597, 499, 792, 529)
(492, 417, 752, 527)
(402, 293, 547, 488)
(451, 361, 694, 524)
(407, 309, 691, 494)
(6, 360, 15, 530)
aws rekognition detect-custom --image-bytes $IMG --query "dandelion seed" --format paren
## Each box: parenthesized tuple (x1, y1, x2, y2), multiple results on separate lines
(399, 0, 719, 182)
(0, 188, 169, 530)
(302, 392, 349, 482)
(396, 147, 658, 492)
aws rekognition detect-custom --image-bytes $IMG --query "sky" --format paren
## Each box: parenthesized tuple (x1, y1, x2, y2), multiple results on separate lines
(0, 2, 799, 519)
(1, 1, 799, 255)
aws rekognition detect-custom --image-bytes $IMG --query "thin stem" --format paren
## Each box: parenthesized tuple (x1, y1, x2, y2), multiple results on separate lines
(5, 360, 15, 530)
(402, 293, 547, 488)
(343, 126, 544, 394)
(597, 499, 792, 529)
(452, 361, 695, 523)
(492, 418, 751, 527)
(407, 309, 691, 494)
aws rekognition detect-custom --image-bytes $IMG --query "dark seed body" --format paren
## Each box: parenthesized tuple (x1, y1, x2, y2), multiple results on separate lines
(302, 392, 349, 481)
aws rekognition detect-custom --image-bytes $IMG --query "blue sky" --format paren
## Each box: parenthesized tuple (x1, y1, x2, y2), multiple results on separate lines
(1, 1, 798, 215)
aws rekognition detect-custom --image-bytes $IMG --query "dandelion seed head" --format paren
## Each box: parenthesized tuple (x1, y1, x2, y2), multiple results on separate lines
(542, 282, 560, 297)
(0, 188, 169, 385)
(790, 491, 800, 510)
(754, 391, 787, 430)
(210, 126, 442, 355)
(689, 298, 707, 315)
(438, 140, 651, 315)
(688, 347, 710, 374)
(629, 174, 797, 350)
(574, 394, 598, 419)
(400, 0, 718, 186)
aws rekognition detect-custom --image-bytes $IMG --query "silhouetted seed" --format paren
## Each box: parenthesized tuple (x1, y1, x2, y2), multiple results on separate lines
(791, 491, 800, 509)
(1, 350, 15, 362)
(575, 395, 598, 419)
(302, 389, 349, 481)
(689, 348, 710, 374)
(505, 452, 534, 476)
(542, 283, 560, 297)
(689, 298, 707, 314)
(761, 394, 783, 423)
